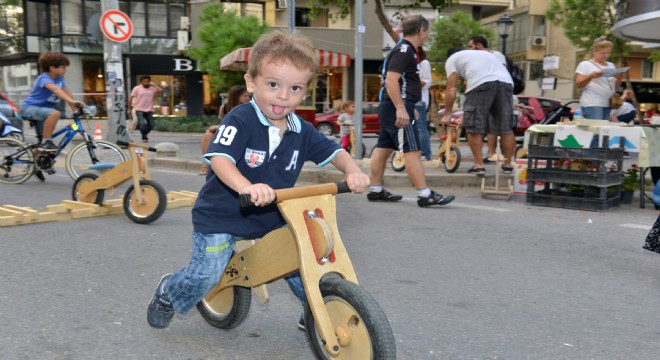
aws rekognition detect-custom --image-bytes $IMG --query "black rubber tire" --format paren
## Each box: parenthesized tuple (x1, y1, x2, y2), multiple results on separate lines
(7, 131, 24, 142)
(316, 123, 335, 137)
(196, 285, 252, 329)
(304, 278, 396, 360)
(122, 179, 167, 224)
(442, 145, 461, 173)
(390, 151, 405, 172)
(347, 142, 367, 158)
(65, 140, 126, 180)
(0, 137, 35, 184)
(71, 173, 104, 205)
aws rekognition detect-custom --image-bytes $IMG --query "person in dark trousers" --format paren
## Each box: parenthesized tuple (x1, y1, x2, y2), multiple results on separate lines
(127, 75, 162, 143)
(368, 14, 455, 208)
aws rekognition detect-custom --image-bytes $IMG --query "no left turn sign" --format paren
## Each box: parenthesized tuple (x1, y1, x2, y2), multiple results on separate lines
(100, 10, 133, 43)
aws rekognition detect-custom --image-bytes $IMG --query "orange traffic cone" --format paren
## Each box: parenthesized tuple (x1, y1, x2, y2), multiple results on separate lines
(94, 124, 103, 140)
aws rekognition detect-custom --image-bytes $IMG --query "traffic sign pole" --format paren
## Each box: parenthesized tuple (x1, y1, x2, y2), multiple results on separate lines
(101, 2, 131, 143)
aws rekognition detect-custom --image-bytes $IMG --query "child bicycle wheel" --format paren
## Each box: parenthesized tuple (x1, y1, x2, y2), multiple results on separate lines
(0, 137, 35, 184)
(71, 173, 105, 205)
(441, 145, 461, 173)
(122, 179, 167, 224)
(196, 285, 252, 329)
(304, 277, 396, 359)
(390, 151, 405, 172)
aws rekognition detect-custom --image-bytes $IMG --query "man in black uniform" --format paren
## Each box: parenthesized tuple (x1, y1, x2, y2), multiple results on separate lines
(367, 14, 455, 207)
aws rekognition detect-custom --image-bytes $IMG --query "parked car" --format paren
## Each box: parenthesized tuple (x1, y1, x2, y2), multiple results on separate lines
(517, 96, 564, 119)
(309, 102, 380, 136)
(0, 92, 23, 137)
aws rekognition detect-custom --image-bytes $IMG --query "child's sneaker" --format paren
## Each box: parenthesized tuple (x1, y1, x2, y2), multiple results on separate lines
(297, 314, 305, 331)
(147, 274, 174, 328)
(417, 191, 455, 207)
(39, 140, 58, 152)
(367, 189, 402, 202)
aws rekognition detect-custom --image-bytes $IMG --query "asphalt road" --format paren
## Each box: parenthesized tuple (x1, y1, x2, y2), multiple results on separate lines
(1, 167, 660, 359)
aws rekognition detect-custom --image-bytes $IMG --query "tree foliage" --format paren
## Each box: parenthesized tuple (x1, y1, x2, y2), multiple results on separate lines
(185, 3, 269, 93)
(546, 0, 631, 63)
(308, 0, 457, 43)
(426, 11, 493, 65)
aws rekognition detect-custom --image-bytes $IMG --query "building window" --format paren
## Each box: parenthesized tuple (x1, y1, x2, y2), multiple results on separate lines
(642, 59, 654, 79)
(169, 3, 185, 35)
(26, 1, 49, 35)
(129, 2, 146, 37)
(147, 3, 168, 36)
(295, 8, 310, 27)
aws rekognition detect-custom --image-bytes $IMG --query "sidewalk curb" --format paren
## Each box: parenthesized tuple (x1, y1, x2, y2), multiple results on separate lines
(149, 157, 513, 188)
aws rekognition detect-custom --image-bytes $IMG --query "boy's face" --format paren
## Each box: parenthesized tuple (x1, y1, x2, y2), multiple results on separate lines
(49, 65, 67, 76)
(244, 60, 312, 121)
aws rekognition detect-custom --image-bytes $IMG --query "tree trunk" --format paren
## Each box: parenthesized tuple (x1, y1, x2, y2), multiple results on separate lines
(374, 0, 399, 43)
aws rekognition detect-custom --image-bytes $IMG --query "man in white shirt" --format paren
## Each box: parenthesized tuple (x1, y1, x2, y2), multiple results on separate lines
(468, 35, 509, 165)
(442, 48, 515, 174)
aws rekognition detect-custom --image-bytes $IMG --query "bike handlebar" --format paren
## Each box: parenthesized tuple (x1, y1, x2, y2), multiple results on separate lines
(116, 140, 158, 152)
(239, 182, 350, 207)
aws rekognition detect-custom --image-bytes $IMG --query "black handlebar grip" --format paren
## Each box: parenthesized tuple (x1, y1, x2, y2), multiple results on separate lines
(148, 147, 158, 152)
(116, 140, 129, 147)
(336, 181, 350, 194)
(239, 193, 254, 207)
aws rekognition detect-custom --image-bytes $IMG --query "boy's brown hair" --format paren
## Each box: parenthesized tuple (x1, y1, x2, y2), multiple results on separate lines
(247, 30, 317, 86)
(38, 52, 70, 72)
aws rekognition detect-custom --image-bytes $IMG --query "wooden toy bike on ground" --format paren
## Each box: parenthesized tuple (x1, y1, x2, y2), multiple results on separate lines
(391, 110, 463, 173)
(71, 140, 167, 224)
(196, 182, 396, 359)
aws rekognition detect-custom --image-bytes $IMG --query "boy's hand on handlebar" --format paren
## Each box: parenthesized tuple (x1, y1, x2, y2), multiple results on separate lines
(240, 183, 276, 207)
(68, 101, 82, 110)
(345, 172, 370, 194)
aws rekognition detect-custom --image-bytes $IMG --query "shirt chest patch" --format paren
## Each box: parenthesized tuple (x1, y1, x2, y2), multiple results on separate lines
(245, 148, 266, 168)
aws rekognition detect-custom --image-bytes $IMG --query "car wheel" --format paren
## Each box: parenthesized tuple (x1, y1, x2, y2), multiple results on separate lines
(316, 123, 335, 136)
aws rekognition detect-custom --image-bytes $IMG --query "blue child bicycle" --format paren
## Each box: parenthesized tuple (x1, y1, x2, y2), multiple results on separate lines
(0, 105, 126, 184)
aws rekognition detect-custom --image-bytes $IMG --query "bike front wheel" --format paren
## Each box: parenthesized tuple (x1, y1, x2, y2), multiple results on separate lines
(390, 151, 406, 172)
(123, 179, 167, 224)
(441, 145, 461, 173)
(304, 278, 396, 360)
(0, 137, 35, 184)
(196, 285, 252, 329)
(65, 140, 126, 180)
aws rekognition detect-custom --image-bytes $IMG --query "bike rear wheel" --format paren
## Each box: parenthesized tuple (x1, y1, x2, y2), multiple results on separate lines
(304, 278, 396, 359)
(197, 285, 252, 329)
(390, 151, 406, 172)
(71, 173, 105, 205)
(441, 145, 461, 173)
(65, 140, 126, 180)
(0, 138, 35, 184)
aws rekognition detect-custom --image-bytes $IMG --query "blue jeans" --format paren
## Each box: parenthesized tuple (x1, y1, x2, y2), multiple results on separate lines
(415, 102, 432, 159)
(582, 106, 611, 120)
(136, 111, 154, 139)
(20, 105, 56, 136)
(166, 231, 306, 314)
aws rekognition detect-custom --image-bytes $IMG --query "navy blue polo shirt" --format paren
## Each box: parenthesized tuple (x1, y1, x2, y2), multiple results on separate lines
(381, 39, 421, 104)
(192, 100, 343, 238)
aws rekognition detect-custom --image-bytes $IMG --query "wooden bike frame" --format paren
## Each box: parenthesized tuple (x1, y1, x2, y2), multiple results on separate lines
(203, 183, 358, 356)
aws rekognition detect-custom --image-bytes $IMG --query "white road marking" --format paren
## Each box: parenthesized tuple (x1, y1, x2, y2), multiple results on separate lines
(619, 223, 652, 231)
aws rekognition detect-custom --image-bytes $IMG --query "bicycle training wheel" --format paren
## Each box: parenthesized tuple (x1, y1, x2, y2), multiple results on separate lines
(304, 278, 396, 360)
(390, 151, 406, 172)
(71, 173, 104, 205)
(441, 145, 461, 173)
(65, 140, 126, 180)
(0, 137, 35, 184)
(196, 285, 252, 329)
(122, 179, 167, 224)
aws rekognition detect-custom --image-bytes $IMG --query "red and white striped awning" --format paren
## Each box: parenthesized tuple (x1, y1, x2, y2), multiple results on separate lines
(219, 47, 351, 71)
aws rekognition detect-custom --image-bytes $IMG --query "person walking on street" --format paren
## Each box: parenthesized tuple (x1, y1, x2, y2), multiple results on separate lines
(368, 14, 455, 207)
(442, 47, 516, 175)
(417, 47, 432, 161)
(127, 75, 162, 143)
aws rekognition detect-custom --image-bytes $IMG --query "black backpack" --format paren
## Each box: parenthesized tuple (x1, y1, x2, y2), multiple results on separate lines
(504, 55, 525, 95)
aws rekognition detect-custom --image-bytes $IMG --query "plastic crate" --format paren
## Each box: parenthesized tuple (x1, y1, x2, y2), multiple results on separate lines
(527, 169, 622, 187)
(526, 190, 620, 212)
(527, 145, 623, 161)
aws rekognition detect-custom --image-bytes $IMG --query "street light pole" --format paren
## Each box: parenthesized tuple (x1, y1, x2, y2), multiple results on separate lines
(496, 14, 514, 55)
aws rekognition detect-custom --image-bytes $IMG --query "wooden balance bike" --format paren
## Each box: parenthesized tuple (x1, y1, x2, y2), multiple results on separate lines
(71, 140, 167, 224)
(391, 118, 463, 173)
(196, 182, 396, 359)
